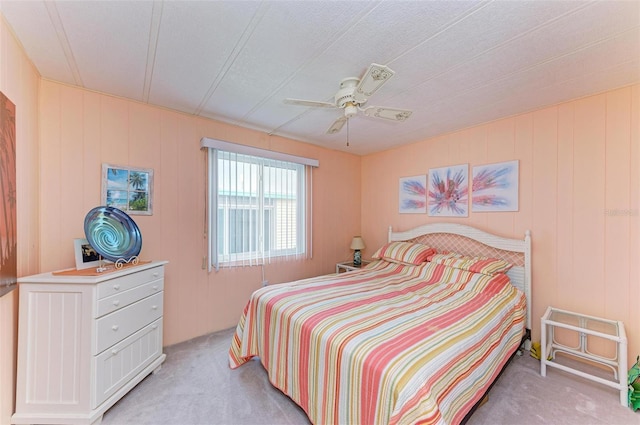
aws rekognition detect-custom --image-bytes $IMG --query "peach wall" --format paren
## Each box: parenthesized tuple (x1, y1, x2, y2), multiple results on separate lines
(38, 80, 362, 345)
(0, 14, 40, 425)
(361, 85, 640, 363)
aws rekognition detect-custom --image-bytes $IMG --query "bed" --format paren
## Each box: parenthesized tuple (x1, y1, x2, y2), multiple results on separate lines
(229, 223, 531, 424)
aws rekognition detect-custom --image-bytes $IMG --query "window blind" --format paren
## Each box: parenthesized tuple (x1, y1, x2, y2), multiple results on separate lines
(201, 138, 318, 271)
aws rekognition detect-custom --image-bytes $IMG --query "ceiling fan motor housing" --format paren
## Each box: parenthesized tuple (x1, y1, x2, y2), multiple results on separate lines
(335, 77, 364, 108)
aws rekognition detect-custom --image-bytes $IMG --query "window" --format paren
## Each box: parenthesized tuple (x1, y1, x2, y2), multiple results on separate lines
(202, 138, 318, 271)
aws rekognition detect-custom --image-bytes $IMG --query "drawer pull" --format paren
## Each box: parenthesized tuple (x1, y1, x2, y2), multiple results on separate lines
(113, 300, 120, 306)
(111, 349, 118, 355)
(152, 272, 159, 277)
(152, 305, 158, 310)
(152, 324, 158, 330)
(112, 325, 119, 331)
(152, 285, 159, 291)
(113, 284, 120, 290)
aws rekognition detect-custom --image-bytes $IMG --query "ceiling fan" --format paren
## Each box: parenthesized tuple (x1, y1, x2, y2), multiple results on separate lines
(284, 63, 413, 135)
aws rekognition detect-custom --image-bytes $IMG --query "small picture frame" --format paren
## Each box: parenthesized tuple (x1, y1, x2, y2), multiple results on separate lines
(102, 163, 153, 215)
(74, 238, 102, 270)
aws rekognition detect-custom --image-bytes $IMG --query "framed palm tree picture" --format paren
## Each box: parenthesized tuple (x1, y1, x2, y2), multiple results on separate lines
(101, 163, 153, 215)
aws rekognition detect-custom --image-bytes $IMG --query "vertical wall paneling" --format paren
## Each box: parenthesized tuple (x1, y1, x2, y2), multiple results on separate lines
(176, 116, 201, 340)
(556, 103, 575, 315)
(457, 128, 488, 230)
(39, 82, 63, 271)
(629, 85, 640, 342)
(572, 95, 607, 316)
(531, 108, 558, 332)
(513, 114, 533, 239)
(100, 96, 129, 165)
(604, 88, 631, 327)
(158, 110, 180, 342)
(82, 91, 102, 213)
(59, 86, 85, 257)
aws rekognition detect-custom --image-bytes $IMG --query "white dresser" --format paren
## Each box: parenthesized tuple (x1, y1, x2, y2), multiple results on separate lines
(12, 261, 168, 425)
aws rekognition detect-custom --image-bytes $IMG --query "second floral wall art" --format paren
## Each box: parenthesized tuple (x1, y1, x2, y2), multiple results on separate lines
(427, 164, 468, 217)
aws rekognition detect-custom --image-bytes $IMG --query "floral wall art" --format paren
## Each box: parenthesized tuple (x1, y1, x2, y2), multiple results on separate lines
(427, 164, 468, 217)
(472, 160, 519, 212)
(399, 175, 427, 213)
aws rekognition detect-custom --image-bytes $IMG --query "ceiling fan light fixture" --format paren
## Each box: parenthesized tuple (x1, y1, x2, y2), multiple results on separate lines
(344, 103, 357, 118)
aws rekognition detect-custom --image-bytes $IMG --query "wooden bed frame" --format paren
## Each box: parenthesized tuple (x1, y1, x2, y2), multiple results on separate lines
(388, 222, 532, 349)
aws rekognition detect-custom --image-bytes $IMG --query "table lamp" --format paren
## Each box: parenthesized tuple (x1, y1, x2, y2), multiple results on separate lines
(350, 236, 365, 266)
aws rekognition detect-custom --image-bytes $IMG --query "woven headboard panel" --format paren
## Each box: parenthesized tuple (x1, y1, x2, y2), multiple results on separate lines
(407, 233, 525, 267)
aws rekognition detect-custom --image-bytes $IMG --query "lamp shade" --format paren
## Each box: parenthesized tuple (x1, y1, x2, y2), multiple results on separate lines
(350, 236, 365, 250)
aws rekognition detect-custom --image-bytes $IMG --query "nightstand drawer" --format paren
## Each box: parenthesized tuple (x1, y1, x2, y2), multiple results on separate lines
(96, 278, 163, 317)
(95, 292, 163, 354)
(96, 266, 164, 300)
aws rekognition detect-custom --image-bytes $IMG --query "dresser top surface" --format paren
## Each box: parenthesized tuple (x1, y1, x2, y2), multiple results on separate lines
(18, 260, 168, 284)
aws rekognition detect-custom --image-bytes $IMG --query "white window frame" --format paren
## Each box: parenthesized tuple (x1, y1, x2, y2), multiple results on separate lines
(202, 138, 318, 271)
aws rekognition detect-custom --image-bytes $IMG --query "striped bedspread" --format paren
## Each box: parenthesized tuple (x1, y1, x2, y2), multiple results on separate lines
(229, 260, 526, 425)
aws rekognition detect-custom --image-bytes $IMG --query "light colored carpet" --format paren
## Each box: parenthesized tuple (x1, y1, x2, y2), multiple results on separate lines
(102, 327, 639, 425)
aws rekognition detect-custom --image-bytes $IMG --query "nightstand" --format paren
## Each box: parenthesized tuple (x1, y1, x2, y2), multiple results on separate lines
(541, 306, 627, 406)
(336, 260, 370, 273)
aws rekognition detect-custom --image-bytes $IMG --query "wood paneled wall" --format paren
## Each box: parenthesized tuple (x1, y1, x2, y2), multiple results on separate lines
(362, 85, 639, 363)
(38, 80, 362, 345)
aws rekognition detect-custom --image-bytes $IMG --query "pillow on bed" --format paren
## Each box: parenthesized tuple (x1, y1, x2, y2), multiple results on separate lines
(372, 241, 436, 265)
(430, 253, 512, 275)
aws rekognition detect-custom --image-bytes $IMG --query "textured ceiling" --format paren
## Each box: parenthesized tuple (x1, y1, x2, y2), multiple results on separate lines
(1, 0, 639, 155)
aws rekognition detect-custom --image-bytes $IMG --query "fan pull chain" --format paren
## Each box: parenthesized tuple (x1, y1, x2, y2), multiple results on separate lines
(346, 119, 350, 147)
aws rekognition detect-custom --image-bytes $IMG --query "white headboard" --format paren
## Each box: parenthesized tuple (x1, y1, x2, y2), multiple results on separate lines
(388, 223, 532, 342)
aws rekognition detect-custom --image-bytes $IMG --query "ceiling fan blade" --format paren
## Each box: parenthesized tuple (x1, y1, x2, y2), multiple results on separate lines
(326, 116, 348, 134)
(354, 63, 395, 101)
(284, 98, 336, 108)
(363, 106, 412, 122)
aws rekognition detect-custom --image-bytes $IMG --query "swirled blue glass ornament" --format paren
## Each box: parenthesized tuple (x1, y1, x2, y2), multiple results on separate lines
(83, 206, 142, 263)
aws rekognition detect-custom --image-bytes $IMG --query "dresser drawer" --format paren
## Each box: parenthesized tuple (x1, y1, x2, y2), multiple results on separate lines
(96, 279, 164, 317)
(93, 318, 163, 408)
(95, 292, 163, 354)
(96, 266, 164, 300)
